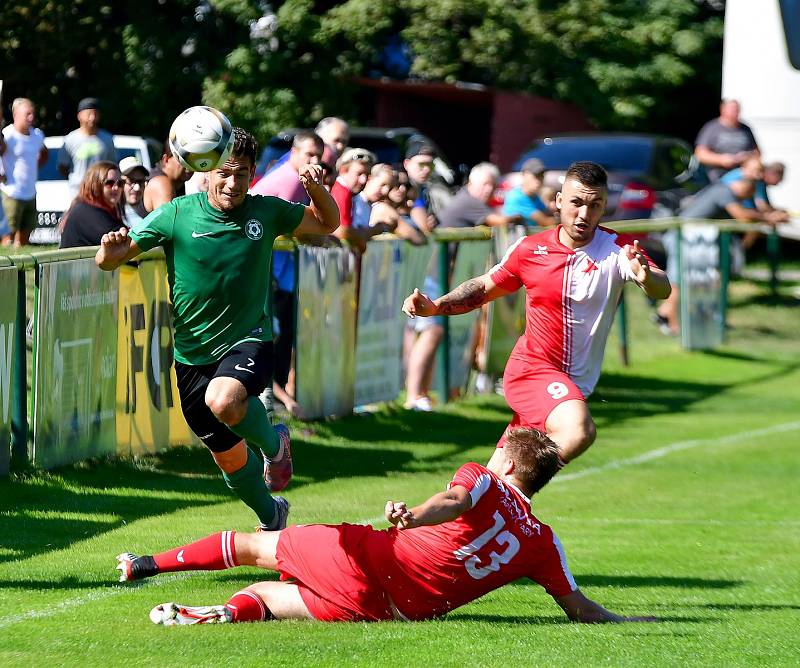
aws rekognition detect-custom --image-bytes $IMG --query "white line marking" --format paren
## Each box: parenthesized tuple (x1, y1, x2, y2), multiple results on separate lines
(5, 419, 799, 628)
(554, 420, 800, 484)
(0, 573, 195, 630)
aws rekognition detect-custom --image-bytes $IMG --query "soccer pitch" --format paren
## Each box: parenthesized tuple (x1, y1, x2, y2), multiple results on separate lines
(1, 280, 798, 666)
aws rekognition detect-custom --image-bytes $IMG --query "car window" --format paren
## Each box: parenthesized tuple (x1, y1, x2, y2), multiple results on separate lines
(518, 138, 654, 172)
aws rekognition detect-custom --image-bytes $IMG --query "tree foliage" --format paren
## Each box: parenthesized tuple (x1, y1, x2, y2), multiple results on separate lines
(0, 0, 723, 147)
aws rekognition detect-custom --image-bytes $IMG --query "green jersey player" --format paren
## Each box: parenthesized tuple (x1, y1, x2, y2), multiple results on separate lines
(96, 127, 339, 530)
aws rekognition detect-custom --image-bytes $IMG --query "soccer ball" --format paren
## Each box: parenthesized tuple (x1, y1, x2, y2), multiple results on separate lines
(168, 106, 235, 172)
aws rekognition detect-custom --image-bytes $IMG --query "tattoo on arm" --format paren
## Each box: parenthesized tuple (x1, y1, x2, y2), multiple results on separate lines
(437, 278, 487, 315)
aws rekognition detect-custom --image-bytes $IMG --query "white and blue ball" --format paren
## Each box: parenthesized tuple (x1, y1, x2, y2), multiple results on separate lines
(168, 106, 234, 172)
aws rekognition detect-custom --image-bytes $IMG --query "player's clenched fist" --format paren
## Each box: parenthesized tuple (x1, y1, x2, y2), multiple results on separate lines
(101, 226, 130, 248)
(401, 288, 438, 318)
(385, 500, 414, 529)
(299, 163, 324, 188)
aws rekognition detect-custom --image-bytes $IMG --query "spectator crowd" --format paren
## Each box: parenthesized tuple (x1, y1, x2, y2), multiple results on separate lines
(0, 93, 792, 414)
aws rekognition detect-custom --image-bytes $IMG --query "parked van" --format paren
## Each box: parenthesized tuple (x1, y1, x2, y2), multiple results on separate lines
(33, 135, 162, 244)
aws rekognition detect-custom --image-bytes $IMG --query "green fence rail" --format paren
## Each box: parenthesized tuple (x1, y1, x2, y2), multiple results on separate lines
(0, 219, 790, 472)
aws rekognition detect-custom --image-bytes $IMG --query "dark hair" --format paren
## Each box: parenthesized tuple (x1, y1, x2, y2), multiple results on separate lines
(564, 161, 608, 190)
(230, 127, 258, 167)
(293, 131, 324, 153)
(163, 137, 174, 159)
(503, 427, 561, 495)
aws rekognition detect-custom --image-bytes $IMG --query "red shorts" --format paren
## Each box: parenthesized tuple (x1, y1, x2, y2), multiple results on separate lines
(276, 523, 393, 622)
(497, 355, 584, 448)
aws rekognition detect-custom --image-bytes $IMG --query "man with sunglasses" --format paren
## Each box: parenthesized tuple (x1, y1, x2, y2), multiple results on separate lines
(331, 148, 391, 252)
(119, 156, 149, 227)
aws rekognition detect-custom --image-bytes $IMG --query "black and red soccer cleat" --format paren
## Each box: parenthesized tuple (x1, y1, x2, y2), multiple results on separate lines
(116, 553, 159, 582)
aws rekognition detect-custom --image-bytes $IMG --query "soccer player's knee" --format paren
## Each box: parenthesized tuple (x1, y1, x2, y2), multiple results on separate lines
(205, 389, 239, 423)
(579, 419, 597, 448)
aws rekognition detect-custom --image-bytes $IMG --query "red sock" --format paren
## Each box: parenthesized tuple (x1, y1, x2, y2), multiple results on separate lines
(153, 531, 238, 573)
(225, 590, 270, 623)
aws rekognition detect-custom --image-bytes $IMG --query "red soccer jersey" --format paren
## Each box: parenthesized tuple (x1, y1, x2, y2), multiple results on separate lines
(362, 463, 577, 621)
(331, 179, 354, 228)
(489, 226, 647, 396)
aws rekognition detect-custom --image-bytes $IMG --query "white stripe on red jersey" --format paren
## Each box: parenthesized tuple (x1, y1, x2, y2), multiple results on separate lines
(489, 226, 640, 396)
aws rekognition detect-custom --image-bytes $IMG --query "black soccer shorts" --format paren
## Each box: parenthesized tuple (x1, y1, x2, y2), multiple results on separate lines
(175, 340, 274, 453)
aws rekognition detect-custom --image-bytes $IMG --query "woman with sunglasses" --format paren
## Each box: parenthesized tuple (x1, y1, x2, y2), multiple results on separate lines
(59, 160, 125, 248)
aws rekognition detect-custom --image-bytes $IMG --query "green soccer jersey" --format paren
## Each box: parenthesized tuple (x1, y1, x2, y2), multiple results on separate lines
(129, 192, 304, 365)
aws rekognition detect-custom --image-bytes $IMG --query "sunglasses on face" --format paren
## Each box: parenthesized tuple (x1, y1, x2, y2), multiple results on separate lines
(104, 178, 123, 187)
(123, 178, 147, 187)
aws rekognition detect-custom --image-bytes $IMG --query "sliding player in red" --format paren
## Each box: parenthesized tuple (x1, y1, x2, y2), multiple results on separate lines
(116, 427, 653, 626)
(403, 161, 671, 468)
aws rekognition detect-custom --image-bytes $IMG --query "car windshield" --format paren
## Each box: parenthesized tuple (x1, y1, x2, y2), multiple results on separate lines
(519, 137, 654, 172)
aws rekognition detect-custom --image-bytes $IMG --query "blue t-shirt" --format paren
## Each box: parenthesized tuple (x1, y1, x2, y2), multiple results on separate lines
(502, 186, 547, 225)
(720, 169, 767, 209)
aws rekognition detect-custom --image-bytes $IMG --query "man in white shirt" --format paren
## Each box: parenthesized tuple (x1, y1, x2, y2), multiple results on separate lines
(0, 98, 48, 247)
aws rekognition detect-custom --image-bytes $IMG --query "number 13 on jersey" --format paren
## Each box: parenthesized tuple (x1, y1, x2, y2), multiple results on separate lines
(454, 511, 521, 580)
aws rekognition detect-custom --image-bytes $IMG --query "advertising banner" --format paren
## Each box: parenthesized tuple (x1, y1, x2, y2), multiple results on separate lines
(116, 261, 194, 456)
(354, 240, 434, 407)
(0, 267, 16, 475)
(448, 240, 492, 391)
(680, 223, 723, 350)
(355, 239, 404, 407)
(33, 260, 118, 469)
(296, 246, 358, 418)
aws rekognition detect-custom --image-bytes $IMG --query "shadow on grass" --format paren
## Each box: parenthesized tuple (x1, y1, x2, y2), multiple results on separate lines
(0, 438, 414, 563)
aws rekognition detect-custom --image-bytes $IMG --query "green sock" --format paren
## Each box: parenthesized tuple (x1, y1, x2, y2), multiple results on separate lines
(229, 397, 280, 458)
(221, 447, 275, 527)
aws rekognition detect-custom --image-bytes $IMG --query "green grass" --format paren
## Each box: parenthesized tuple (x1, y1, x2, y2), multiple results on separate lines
(1, 279, 799, 666)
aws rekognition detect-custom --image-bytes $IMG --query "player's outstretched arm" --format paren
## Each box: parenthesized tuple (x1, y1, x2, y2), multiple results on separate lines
(95, 227, 143, 271)
(295, 163, 340, 236)
(385, 486, 473, 530)
(554, 590, 657, 624)
(401, 272, 512, 318)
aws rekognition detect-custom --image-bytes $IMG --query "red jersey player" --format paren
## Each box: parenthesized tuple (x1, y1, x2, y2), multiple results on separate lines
(116, 427, 653, 626)
(402, 161, 671, 466)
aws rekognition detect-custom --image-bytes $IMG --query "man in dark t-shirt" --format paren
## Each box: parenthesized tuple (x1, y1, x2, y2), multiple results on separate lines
(694, 99, 760, 182)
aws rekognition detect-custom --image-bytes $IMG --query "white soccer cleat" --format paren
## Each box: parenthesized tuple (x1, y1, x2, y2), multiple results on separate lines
(149, 602, 232, 626)
(116, 553, 136, 582)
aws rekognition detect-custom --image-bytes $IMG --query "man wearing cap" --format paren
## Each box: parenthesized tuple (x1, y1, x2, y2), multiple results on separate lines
(403, 144, 439, 234)
(502, 158, 556, 228)
(119, 157, 150, 227)
(58, 97, 116, 195)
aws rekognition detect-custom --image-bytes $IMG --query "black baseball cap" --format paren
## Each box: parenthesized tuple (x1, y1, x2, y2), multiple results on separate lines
(521, 158, 546, 176)
(77, 97, 100, 113)
(405, 143, 436, 160)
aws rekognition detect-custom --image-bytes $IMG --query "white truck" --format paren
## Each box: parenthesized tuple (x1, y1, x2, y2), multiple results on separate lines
(722, 0, 800, 221)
